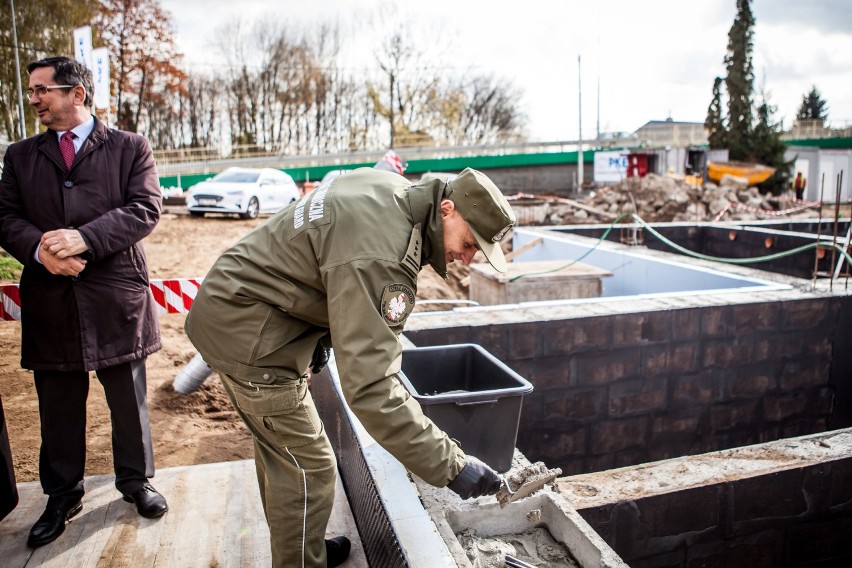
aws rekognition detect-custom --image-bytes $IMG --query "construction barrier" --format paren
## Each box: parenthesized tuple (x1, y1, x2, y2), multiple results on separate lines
(0, 278, 203, 322)
(713, 199, 821, 223)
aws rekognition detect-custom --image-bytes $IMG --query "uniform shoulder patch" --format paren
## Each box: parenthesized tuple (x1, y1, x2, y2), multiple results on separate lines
(381, 283, 415, 325)
(400, 225, 422, 278)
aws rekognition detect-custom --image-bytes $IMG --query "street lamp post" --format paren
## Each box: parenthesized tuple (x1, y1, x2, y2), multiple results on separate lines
(577, 54, 583, 189)
(10, 0, 27, 139)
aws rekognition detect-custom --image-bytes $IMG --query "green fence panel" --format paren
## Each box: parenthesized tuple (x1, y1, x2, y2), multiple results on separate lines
(786, 137, 852, 150)
(159, 150, 591, 189)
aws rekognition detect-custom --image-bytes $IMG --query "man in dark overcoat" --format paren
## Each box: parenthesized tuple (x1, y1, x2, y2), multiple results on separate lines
(0, 56, 167, 548)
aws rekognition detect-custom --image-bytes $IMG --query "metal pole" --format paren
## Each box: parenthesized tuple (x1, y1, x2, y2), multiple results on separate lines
(830, 171, 843, 291)
(812, 173, 825, 283)
(10, 0, 27, 139)
(577, 54, 583, 189)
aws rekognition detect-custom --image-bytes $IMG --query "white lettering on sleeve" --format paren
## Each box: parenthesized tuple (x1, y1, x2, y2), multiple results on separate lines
(308, 185, 329, 223)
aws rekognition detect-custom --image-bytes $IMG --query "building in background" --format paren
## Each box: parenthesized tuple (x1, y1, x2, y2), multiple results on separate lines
(633, 118, 708, 147)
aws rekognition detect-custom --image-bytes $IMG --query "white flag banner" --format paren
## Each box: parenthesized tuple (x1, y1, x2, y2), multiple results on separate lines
(72, 26, 93, 69)
(92, 48, 110, 110)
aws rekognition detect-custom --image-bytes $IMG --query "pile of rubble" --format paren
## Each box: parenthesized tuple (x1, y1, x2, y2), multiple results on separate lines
(514, 174, 819, 226)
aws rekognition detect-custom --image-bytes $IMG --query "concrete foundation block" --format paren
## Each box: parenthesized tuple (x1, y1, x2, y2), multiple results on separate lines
(668, 343, 699, 374)
(699, 307, 735, 338)
(729, 470, 809, 531)
(608, 378, 668, 417)
(671, 310, 701, 341)
(782, 299, 830, 330)
(763, 392, 809, 422)
(732, 303, 781, 334)
(701, 339, 752, 368)
(544, 319, 613, 355)
(575, 350, 642, 386)
(590, 417, 649, 454)
(671, 373, 725, 406)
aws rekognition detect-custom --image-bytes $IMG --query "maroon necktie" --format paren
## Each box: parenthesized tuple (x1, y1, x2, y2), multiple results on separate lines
(59, 131, 76, 170)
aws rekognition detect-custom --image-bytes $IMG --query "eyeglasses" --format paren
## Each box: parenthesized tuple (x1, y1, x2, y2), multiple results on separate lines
(26, 85, 76, 101)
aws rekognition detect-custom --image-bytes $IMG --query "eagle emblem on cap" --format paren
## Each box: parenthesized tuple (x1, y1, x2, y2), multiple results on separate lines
(492, 224, 513, 242)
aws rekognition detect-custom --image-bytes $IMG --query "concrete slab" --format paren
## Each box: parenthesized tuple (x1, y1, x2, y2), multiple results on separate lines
(559, 428, 852, 509)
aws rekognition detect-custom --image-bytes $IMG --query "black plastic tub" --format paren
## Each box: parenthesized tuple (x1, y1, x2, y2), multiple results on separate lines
(398, 343, 533, 472)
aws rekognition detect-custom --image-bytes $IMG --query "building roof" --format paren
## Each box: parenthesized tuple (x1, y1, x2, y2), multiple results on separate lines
(635, 118, 705, 131)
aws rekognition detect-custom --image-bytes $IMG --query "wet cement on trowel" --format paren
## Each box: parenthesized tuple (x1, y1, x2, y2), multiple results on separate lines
(497, 462, 562, 506)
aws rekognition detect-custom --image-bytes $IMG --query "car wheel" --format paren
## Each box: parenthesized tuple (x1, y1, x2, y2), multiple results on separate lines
(241, 197, 259, 219)
(189, 211, 204, 218)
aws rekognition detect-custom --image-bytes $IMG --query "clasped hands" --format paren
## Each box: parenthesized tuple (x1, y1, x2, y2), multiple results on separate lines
(39, 229, 88, 277)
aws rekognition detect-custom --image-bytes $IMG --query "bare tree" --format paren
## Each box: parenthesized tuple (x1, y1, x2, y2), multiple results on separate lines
(184, 73, 220, 148)
(455, 74, 525, 144)
(365, 4, 453, 148)
(96, 0, 186, 133)
(99, 5, 528, 153)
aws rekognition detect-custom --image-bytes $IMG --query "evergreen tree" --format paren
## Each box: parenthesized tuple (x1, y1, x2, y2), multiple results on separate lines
(706, 0, 789, 194)
(724, 0, 755, 161)
(705, 76, 727, 149)
(796, 85, 829, 121)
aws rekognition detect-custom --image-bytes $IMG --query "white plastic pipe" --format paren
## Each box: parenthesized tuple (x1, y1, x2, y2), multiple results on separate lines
(173, 352, 216, 394)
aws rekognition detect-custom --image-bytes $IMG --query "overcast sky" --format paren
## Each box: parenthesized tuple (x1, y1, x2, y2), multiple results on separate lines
(159, 0, 852, 142)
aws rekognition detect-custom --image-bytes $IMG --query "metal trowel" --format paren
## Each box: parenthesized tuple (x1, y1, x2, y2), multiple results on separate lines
(495, 466, 562, 506)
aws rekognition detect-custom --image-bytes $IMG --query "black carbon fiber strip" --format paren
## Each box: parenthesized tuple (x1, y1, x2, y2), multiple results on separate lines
(312, 370, 409, 568)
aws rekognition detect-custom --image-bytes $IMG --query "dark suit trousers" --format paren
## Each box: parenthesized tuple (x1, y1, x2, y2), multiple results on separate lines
(33, 358, 155, 498)
(0, 396, 18, 520)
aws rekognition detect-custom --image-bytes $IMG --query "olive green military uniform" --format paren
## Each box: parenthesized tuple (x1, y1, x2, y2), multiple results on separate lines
(185, 168, 466, 567)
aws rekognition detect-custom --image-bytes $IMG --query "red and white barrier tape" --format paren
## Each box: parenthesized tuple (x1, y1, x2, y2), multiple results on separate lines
(0, 278, 203, 321)
(713, 200, 820, 223)
(0, 284, 21, 321)
(149, 278, 203, 315)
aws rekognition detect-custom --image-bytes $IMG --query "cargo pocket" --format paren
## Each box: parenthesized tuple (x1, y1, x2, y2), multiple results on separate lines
(229, 377, 323, 449)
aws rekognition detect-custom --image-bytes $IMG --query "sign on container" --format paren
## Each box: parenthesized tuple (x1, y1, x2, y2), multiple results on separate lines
(594, 151, 628, 183)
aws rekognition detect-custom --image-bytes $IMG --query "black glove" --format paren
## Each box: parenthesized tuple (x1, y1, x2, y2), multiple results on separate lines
(447, 455, 502, 499)
(309, 343, 331, 374)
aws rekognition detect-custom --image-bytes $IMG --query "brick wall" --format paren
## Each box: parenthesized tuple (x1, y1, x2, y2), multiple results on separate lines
(406, 296, 851, 475)
(574, 456, 852, 567)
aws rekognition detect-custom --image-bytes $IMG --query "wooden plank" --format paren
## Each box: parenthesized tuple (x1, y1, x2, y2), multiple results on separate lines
(0, 460, 364, 568)
(550, 196, 618, 220)
(505, 237, 543, 262)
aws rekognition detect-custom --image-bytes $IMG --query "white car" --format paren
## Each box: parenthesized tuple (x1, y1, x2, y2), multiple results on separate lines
(319, 169, 352, 187)
(185, 167, 300, 219)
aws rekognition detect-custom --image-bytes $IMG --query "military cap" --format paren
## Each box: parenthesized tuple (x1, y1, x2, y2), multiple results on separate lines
(446, 168, 516, 272)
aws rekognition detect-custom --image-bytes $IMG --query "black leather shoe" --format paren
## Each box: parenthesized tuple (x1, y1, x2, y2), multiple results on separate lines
(27, 497, 83, 548)
(326, 536, 351, 568)
(122, 483, 168, 518)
